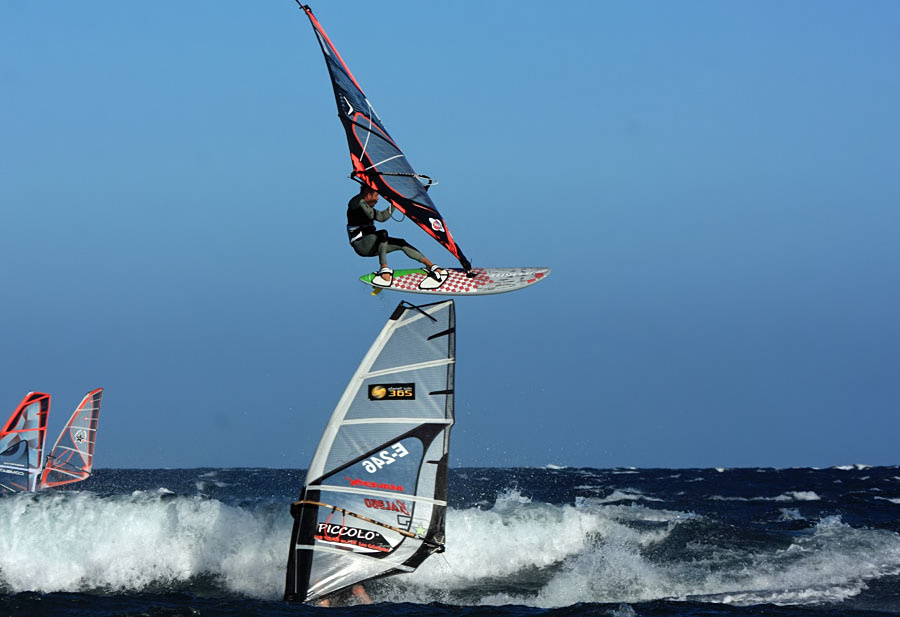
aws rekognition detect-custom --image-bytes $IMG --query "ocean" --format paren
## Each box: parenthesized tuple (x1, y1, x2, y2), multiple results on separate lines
(1, 466, 899, 616)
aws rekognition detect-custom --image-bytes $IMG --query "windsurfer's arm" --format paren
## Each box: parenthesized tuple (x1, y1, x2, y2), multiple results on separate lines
(355, 198, 390, 223)
(372, 205, 392, 223)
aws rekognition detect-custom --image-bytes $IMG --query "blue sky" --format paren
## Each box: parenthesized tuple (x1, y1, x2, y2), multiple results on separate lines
(2, 1, 898, 469)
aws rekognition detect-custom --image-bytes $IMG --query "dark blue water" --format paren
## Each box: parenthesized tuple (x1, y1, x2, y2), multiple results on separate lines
(2, 466, 899, 616)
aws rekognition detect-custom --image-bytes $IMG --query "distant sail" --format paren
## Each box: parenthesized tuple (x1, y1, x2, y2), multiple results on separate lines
(39, 388, 103, 489)
(298, 4, 472, 272)
(284, 300, 456, 603)
(0, 392, 50, 494)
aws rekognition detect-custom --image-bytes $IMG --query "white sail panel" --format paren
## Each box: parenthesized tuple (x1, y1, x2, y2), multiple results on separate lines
(285, 300, 455, 603)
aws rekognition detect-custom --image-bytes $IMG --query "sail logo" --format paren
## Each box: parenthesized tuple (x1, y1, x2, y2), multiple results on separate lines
(346, 477, 405, 492)
(429, 218, 445, 233)
(341, 95, 354, 117)
(361, 442, 410, 474)
(368, 383, 415, 401)
(74, 429, 88, 443)
(364, 498, 410, 516)
(315, 522, 391, 553)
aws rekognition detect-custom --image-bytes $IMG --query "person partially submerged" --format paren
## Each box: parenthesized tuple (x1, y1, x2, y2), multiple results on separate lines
(346, 185, 446, 287)
(316, 584, 372, 607)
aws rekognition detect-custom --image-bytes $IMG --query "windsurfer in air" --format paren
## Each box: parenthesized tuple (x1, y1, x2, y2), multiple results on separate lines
(347, 185, 446, 287)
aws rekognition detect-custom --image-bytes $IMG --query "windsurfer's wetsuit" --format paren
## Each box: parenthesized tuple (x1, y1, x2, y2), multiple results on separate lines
(346, 194, 427, 265)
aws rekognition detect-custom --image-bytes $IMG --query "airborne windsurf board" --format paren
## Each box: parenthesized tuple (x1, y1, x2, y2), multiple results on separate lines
(361, 267, 550, 296)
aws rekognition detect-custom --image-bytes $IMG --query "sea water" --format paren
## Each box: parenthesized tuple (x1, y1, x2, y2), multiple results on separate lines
(1, 466, 899, 616)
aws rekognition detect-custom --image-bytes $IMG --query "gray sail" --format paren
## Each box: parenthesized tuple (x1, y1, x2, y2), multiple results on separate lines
(284, 300, 455, 603)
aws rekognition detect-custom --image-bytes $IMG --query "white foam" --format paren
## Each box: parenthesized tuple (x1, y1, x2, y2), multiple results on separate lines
(3, 488, 899, 607)
(774, 491, 821, 502)
(593, 489, 664, 504)
(778, 508, 805, 521)
(390, 494, 900, 607)
(0, 492, 289, 598)
(709, 491, 821, 502)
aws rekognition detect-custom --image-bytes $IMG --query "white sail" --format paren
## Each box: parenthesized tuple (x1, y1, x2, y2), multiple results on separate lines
(285, 300, 455, 603)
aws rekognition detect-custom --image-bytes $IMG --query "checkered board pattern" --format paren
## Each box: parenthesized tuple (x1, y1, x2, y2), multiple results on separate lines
(360, 267, 550, 296)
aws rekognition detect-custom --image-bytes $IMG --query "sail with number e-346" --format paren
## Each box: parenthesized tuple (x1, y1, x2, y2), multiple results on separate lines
(284, 300, 455, 603)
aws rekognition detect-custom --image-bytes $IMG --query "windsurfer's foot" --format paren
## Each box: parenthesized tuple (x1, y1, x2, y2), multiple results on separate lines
(373, 267, 393, 287)
(426, 264, 446, 281)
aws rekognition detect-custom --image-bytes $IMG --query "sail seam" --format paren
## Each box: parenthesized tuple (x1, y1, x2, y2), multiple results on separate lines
(366, 357, 454, 378)
(44, 468, 83, 479)
(54, 445, 90, 454)
(339, 418, 453, 426)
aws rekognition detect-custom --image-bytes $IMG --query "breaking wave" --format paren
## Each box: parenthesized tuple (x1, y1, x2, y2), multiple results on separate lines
(3, 485, 900, 608)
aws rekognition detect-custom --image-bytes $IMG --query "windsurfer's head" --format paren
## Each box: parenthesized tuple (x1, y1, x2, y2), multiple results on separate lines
(360, 186, 379, 205)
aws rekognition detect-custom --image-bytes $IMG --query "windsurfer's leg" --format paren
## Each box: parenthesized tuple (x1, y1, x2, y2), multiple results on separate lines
(385, 238, 447, 281)
(383, 237, 428, 265)
(351, 235, 380, 258)
(377, 238, 391, 265)
(353, 234, 393, 286)
(351, 585, 372, 605)
(378, 237, 446, 281)
(373, 241, 393, 285)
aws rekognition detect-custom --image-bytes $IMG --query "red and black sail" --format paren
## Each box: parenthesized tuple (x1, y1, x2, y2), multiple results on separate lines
(299, 4, 472, 271)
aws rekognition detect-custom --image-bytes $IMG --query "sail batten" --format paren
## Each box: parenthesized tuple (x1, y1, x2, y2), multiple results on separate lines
(365, 358, 455, 378)
(340, 418, 454, 426)
(285, 299, 455, 603)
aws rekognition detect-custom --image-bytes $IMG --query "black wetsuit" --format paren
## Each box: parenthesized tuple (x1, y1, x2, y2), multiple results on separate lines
(346, 194, 426, 266)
